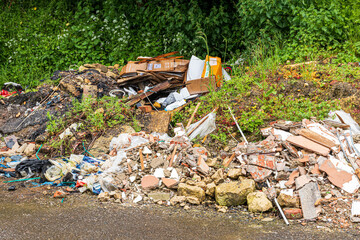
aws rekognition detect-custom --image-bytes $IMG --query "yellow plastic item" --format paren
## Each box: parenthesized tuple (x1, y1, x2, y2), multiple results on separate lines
(201, 55, 222, 87)
(153, 102, 161, 108)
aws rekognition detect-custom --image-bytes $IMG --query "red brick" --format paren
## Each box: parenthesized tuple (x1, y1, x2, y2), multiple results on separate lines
(162, 178, 178, 188)
(141, 175, 159, 190)
(139, 105, 152, 113)
(283, 208, 303, 219)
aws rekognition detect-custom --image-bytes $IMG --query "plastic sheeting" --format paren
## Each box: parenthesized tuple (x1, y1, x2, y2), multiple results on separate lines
(187, 112, 217, 140)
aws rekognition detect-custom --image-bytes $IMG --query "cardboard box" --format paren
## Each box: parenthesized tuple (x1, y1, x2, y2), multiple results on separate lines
(119, 61, 147, 76)
(147, 59, 189, 72)
(186, 77, 217, 95)
(201, 55, 222, 87)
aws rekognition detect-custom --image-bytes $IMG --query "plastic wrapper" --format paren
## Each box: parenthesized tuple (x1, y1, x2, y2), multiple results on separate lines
(187, 112, 217, 140)
(109, 133, 131, 151)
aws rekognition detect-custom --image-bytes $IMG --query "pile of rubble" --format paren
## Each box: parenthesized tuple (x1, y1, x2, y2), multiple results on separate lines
(2, 105, 360, 227)
(3, 52, 360, 227)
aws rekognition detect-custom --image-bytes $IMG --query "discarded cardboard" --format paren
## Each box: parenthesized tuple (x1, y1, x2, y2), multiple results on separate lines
(186, 77, 217, 95)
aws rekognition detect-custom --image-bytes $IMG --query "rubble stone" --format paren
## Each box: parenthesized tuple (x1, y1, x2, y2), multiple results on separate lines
(227, 169, 243, 179)
(148, 192, 171, 201)
(98, 192, 110, 202)
(162, 178, 178, 188)
(206, 158, 218, 167)
(186, 196, 201, 205)
(247, 192, 273, 212)
(89, 135, 113, 157)
(150, 157, 165, 169)
(170, 195, 186, 205)
(141, 175, 159, 190)
(277, 193, 299, 208)
(206, 182, 216, 197)
(177, 183, 205, 203)
(211, 169, 225, 185)
(113, 192, 122, 200)
(195, 181, 206, 189)
(215, 179, 255, 206)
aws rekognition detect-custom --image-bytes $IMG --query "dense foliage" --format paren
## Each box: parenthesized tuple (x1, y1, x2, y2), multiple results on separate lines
(0, 0, 359, 87)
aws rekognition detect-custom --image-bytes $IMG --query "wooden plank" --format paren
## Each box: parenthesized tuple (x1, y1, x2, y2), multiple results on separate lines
(169, 145, 177, 167)
(186, 102, 201, 130)
(298, 128, 337, 148)
(127, 81, 171, 106)
(140, 148, 144, 171)
(286, 135, 330, 156)
(137, 51, 179, 63)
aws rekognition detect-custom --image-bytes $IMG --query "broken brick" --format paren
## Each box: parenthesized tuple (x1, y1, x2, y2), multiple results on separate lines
(141, 175, 159, 190)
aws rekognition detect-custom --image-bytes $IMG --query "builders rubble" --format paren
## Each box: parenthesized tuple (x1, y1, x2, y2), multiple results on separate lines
(1, 52, 360, 228)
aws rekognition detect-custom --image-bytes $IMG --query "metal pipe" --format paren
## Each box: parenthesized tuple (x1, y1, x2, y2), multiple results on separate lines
(228, 106, 248, 144)
(266, 179, 289, 225)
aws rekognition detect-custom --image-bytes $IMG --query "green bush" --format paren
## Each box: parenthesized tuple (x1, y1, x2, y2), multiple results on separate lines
(0, 0, 359, 87)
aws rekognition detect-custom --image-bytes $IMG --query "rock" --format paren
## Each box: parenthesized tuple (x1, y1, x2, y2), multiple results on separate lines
(195, 181, 206, 189)
(98, 192, 110, 202)
(150, 157, 165, 169)
(197, 157, 209, 175)
(178, 183, 205, 203)
(148, 192, 171, 201)
(119, 125, 135, 134)
(215, 179, 255, 206)
(106, 71, 118, 79)
(211, 169, 225, 184)
(24, 143, 35, 156)
(141, 175, 159, 190)
(192, 174, 201, 182)
(247, 192, 273, 212)
(170, 195, 186, 205)
(261, 217, 274, 222)
(217, 206, 228, 213)
(277, 193, 299, 208)
(113, 192, 122, 200)
(163, 169, 171, 178)
(162, 178, 178, 188)
(206, 182, 216, 197)
(227, 169, 243, 179)
(186, 196, 201, 205)
(206, 158, 218, 167)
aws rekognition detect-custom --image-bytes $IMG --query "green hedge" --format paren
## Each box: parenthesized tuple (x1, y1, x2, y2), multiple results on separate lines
(0, 0, 359, 87)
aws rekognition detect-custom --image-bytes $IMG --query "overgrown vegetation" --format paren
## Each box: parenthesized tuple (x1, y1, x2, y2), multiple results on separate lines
(1, 0, 360, 87)
(172, 57, 360, 144)
(46, 96, 138, 155)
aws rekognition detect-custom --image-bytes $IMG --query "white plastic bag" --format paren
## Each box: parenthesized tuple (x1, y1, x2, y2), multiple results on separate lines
(187, 112, 216, 140)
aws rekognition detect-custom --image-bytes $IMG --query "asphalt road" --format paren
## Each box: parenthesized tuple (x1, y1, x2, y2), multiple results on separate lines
(0, 194, 359, 240)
